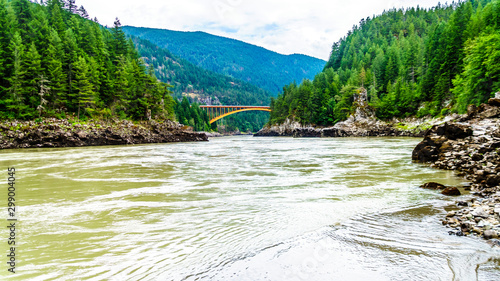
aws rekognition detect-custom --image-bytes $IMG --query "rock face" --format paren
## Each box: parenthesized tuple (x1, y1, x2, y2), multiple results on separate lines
(292, 127, 322, 138)
(413, 98, 500, 240)
(0, 118, 208, 149)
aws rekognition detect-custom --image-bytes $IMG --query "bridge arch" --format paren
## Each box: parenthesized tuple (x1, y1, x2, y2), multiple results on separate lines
(199, 106, 271, 124)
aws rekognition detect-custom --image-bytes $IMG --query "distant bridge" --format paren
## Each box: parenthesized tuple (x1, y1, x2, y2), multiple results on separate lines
(199, 105, 271, 124)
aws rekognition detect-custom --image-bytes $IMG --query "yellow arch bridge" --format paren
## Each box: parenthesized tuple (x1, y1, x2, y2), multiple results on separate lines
(199, 105, 271, 124)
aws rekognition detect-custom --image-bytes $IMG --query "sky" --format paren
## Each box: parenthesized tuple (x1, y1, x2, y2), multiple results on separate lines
(76, 0, 445, 60)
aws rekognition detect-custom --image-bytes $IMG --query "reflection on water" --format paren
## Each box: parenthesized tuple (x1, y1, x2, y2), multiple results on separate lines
(0, 136, 498, 280)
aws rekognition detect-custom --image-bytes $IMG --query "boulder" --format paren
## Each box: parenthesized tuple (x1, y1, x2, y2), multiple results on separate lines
(412, 123, 472, 162)
(479, 107, 500, 119)
(488, 98, 500, 107)
(467, 104, 478, 116)
(442, 186, 461, 196)
(483, 230, 498, 240)
(486, 175, 500, 187)
(75, 130, 88, 139)
(412, 144, 439, 162)
(420, 182, 447, 190)
(471, 208, 489, 218)
(434, 123, 473, 140)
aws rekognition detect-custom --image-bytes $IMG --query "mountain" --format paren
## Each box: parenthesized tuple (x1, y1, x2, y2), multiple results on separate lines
(122, 26, 326, 94)
(269, 0, 500, 126)
(129, 35, 270, 106)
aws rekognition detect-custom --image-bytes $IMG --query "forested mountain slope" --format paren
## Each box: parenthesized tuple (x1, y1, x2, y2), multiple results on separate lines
(122, 26, 326, 94)
(0, 0, 174, 121)
(129, 35, 270, 106)
(269, 0, 500, 126)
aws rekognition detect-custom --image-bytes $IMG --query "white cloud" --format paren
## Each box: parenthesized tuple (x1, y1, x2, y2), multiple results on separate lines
(78, 0, 444, 60)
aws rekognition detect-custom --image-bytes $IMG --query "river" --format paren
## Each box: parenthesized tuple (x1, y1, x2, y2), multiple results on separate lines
(0, 136, 499, 280)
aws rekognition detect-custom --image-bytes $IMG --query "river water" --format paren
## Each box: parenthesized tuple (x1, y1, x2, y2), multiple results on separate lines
(0, 136, 499, 280)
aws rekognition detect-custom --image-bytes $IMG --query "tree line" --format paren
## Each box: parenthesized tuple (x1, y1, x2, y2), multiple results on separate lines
(270, 0, 500, 126)
(0, 0, 175, 121)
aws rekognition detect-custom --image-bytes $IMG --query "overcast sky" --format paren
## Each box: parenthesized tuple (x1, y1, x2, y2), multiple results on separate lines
(77, 0, 444, 60)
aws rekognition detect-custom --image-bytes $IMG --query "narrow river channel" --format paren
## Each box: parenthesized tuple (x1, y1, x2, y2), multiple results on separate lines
(0, 136, 499, 280)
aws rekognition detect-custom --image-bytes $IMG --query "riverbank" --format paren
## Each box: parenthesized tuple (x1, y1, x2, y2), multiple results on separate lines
(413, 97, 500, 241)
(0, 118, 208, 149)
(255, 90, 453, 138)
(254, 116, 445, 138)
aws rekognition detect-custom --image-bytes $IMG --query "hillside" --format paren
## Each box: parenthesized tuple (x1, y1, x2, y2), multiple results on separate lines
(269, 0, 500, 126)
(0, 0, 175, 121)
(122, 26, 326, 94)
(130, 35, 270, 106)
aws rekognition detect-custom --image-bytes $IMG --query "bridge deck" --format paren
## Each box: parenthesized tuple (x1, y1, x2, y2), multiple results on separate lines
(199, 105, 271, 124)
(199, 105, 270, 109)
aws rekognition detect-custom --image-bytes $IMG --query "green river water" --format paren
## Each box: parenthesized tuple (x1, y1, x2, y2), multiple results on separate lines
(0, 136, 499, 280)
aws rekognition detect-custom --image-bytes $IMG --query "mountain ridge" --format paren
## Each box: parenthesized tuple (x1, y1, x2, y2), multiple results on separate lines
(122, 26, 326, 94)
(129, 34, 270, 105)
(125, 26, 324, 60)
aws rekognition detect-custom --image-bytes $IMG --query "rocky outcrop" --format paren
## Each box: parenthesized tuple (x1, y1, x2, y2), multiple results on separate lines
(292, 127, 322, 138)
(413, 97, 500, 240)
(0, 118, 208, 149)
(412, 123, 473, 162)
(254, 119, 304, 136)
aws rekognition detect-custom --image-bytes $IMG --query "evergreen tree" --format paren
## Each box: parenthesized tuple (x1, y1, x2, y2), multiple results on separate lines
(48, 0, 65, 35)
(72, 56, 95, 119)
(65, 0, 76, 14)
(113, 56, 130, 114)
(0, 0, 11, 94)
(8, 32, 26, 111)
(46, 28, 67, 109)
(23, 42, 43, 113)
(77, 5, 89, 19)
(111, 18, 128, 57)
(63, 28, 78, 103)
(12, 0, 32, 38)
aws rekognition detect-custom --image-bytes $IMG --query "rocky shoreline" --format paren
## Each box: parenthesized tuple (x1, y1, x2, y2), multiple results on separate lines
(253, 118, 430, 138)
(413, 97, 500, 241)
(0, 118, 208, 149)
(255, 90, 445, 138)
